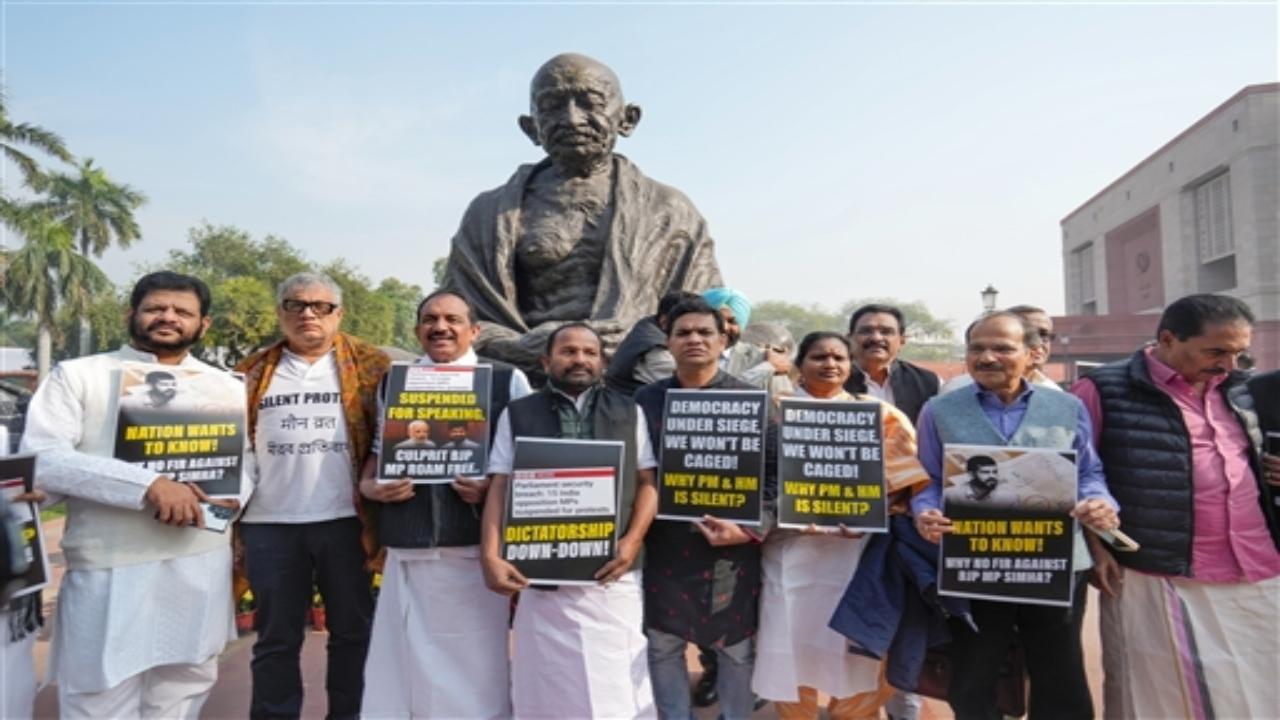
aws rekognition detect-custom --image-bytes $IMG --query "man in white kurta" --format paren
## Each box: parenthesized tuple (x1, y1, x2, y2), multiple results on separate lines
(20, 271, 251, 718)
(481, 323, 659, 719)
(359, 290, 531, 719)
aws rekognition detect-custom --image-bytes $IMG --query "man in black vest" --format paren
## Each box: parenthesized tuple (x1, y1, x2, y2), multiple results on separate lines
(1073, 294, 1280, 719)
(1249, 368, 1280, 495)
(606, 290, 699, 397)
(358, 290, 532, 719)
(844, 303, 940, 425)
(479, 322, 659, 717)
(635, 298, 769, 720)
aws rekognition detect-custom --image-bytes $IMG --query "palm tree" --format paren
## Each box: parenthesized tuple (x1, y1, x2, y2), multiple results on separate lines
(0, 85, 73, 187)
(1, 200, 109, 379)
(34, 159, 147, 351)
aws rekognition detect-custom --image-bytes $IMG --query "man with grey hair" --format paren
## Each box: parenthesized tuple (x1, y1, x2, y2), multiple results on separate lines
(236, 272, 391, 719)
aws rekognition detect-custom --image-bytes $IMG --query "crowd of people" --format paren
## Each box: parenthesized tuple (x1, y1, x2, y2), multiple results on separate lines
(5, 269, 1278, 720)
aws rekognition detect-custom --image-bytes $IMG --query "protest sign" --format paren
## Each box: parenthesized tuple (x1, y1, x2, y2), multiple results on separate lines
(502, 438, 623, 585)
(377, 363, 492, 484)
(113, 361, 247, 498)
(777, 398, 886, 530)
(938, 444, 1078, 606)
(0, 454, 50, 599)
(657, 389, 767, 524)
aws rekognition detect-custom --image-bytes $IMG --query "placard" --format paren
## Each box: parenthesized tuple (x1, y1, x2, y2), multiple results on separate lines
(112, 361, 247, 498)
(377, 363, 491, 483)
(502, 438, 623, 585)
(938, 444, 1078, 606)
(657, 389, 767, 524)
(777, 398, 886, 530)
(0, 454, 50, 599)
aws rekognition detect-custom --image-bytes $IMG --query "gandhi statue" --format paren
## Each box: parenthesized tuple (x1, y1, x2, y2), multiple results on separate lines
(442, 53, 723, 376)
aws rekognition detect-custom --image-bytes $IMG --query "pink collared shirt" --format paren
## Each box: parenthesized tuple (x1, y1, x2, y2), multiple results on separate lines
(1073, 348, 1280, 583)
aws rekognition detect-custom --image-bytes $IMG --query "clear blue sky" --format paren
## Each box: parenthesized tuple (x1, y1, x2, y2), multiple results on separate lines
(3, 1, 1276, 332)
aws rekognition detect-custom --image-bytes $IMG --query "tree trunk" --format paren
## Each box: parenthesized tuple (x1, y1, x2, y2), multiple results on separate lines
(79, 316, 92, 356)
(36, 323, 52, 382)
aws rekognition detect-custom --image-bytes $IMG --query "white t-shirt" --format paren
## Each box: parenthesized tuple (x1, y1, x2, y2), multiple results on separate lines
(243, 350, 355, 523)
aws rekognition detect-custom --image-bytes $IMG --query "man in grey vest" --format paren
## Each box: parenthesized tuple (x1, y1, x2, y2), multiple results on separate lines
(480, 322, 659, 718)
(912, 311, 1118, 719)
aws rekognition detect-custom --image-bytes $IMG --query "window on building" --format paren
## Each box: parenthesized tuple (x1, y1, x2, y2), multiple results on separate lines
(1194, 171, 1236, 292)
(1073, 243, 1096, 315)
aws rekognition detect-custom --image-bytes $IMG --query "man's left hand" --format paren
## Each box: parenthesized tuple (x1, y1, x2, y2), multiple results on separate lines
(594, 537, 639, 584)
(1262, 453, 1280, 487)
(1072, 497, 1118, 533)
(451, 476, 490, 504)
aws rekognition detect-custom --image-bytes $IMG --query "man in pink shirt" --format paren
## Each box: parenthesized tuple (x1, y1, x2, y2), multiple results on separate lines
(1072, 294, 1279, 719)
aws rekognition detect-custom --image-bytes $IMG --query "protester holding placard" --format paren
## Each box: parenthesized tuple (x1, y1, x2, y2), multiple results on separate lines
(0, 452, 48, 718)
(911, 312, 1118, 719)
(634, 298, 773, 720)
(20, 272, 250, 718)
(359, 290, 530, 719)
(480, 322, 659, 718)
(753, 332, 929, 720)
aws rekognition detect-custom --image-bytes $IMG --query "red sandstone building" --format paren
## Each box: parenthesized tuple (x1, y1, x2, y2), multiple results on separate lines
(1054, 83, 1279, 376)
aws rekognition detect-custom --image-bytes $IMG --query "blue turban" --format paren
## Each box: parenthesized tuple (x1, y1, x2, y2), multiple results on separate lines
(702, 287, 752, 328)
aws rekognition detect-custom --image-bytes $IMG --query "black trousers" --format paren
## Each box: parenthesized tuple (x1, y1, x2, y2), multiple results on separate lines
(242, 517, 373, 720)
(947, 575, 1092, 720)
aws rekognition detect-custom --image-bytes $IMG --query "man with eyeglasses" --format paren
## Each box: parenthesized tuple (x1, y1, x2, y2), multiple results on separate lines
(844, 304, 940, 426)
(236, 272, 390, 719)
(940, 304, 1062, 397)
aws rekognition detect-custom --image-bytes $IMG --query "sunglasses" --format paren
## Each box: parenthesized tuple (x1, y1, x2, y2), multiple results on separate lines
(281, 300, 340, 316)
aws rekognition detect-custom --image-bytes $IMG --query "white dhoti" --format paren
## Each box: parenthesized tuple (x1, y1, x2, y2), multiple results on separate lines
(511, 570, 654, 719)
(1, 622, 38, 718)
(362, 546, 511, 719)
(751, 533, 881, 703)
(1101, 569, 1280, 720)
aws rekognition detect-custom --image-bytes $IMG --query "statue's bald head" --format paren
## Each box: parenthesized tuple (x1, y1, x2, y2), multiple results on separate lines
(519, 53, 642, 177)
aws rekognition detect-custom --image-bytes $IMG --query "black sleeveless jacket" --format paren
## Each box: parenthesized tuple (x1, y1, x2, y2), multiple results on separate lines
(844, 360, 939, 425)
(1086, 351, 1277, 576)
(378, 359, 516, 548)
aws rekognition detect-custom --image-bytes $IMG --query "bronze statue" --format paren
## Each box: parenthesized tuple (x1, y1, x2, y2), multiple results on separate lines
(443, 53, 723, 375)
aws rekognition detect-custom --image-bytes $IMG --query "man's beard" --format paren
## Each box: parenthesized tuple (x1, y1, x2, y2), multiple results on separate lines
(130, 316, 204, 354)
(552, 365, 600, 393)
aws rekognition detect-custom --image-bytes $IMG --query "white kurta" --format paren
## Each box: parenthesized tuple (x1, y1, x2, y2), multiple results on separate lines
(361, 546, 511, 719)
(751, 532, 882, 702)
(20, 345, 249, 695)
(0, 614, 38, 717)
(512, 570, 654, 719)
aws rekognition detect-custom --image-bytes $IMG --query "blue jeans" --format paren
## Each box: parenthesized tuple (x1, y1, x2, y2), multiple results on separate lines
(646, 627, 755, 720)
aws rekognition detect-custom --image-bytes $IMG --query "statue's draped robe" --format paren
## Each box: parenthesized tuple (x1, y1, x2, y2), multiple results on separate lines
(444, 155, 722, 357)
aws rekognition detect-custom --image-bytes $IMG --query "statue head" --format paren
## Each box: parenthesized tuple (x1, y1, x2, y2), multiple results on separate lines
(519, 53, 642, 177)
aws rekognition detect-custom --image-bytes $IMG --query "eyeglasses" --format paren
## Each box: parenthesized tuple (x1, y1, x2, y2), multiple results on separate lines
(281, 300, 340, 316)
(1039, 331, 1058, 342)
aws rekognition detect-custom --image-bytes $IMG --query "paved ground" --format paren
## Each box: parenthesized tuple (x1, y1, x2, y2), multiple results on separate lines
(31, 518, 1101, 718)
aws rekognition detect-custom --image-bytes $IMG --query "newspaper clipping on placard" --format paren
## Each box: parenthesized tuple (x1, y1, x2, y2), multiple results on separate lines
(502, 438, 623, 585)
(777, 398, 886, 530)
(378, 363, 492, 484)
(0, 454, 50, 599)
(657, 389, 767, 524)
(938, 444, 1078, 606)
(113, 360, 247, 498)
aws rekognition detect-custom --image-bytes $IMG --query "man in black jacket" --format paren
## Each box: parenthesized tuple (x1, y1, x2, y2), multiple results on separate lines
(605, 290, 699, 397)
(1072, 294, 1280, 719)
(844, 304, 939, 425)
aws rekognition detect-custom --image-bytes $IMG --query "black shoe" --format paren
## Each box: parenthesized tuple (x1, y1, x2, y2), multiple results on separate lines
(692, 672, 718, 708)
(753, 696, 768, 711)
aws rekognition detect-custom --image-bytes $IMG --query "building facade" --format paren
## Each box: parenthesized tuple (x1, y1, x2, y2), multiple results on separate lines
(1056, 83, 1279, 372)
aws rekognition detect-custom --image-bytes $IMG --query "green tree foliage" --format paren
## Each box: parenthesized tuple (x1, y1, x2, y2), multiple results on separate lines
(752, 297, 959, 361)
(36, 158, 147, 257)
(377, 276, 425, 351)
(0, 85, 73, 186)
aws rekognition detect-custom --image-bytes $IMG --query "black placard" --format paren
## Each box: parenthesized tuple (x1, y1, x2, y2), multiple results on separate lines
(112, 361, 246, 497)
(777, 398, 886, 530)
(0, 454, 50, 599)
(938, 444, 1078, 606)
(657, 389, 767, 524)
(377, 363, 491, 483)
(502, 438, 623, 585)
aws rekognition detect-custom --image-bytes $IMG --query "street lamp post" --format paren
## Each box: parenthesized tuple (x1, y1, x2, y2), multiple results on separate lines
(981, 285, 999, 312)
